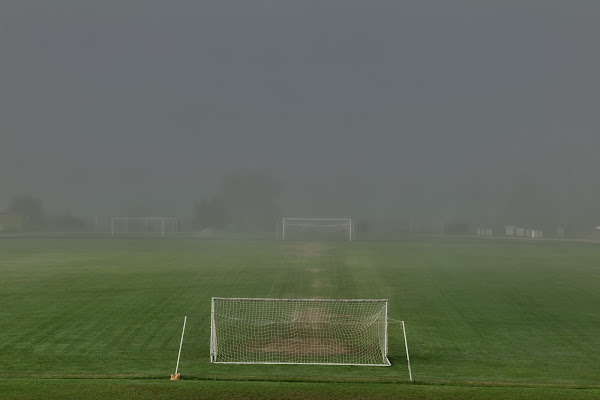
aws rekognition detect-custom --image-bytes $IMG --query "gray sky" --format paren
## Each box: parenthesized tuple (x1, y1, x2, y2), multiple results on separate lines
(1, 1, 599, 223)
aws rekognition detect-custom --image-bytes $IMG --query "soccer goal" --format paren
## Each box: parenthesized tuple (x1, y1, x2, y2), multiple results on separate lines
(210, 297, 390, 366)
(110, 217, 178, 236)
(281, 218, 353, 241)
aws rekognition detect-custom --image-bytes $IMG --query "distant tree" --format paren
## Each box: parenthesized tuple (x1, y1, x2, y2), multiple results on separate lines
(8, 195, 45, 229)
(50, 211, 86, 231)
(193, 196, 230, 230)
(443, 220, 469, 235)
(194, 172, 282, 231)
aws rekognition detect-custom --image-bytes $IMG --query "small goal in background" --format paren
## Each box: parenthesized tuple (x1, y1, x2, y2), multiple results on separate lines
(279, 218, 353, 241)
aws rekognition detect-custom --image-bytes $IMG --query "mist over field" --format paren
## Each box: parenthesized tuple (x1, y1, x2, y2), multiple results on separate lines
(3, 4, 600, 397)
(2, 1, 600, 228)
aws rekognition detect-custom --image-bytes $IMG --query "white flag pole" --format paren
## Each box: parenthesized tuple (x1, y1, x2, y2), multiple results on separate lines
(401, 320, 413, 381)
(175, 316, 187, 376)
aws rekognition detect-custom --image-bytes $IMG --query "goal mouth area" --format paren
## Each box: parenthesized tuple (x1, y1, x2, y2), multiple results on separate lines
(210, 297, 391, 367)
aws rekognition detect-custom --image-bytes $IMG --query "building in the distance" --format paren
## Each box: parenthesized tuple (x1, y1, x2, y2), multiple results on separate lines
(0, 211, 26, 232)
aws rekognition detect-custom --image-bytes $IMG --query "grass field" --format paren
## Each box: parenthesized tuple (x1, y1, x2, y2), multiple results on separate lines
(1, 236, 599, 399)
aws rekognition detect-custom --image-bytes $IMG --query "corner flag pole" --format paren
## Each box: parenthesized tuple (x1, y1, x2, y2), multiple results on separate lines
(401, 320, 413, 381)
(175, 316, 187, 376)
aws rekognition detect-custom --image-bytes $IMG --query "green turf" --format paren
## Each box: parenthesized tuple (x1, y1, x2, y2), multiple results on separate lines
(1, 379, 600, 400)
(0, 237, 599, 398)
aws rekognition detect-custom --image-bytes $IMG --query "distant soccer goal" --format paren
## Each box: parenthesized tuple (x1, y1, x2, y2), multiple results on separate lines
(210, 297, 390, 366)
(281, 218, 353, 241)
(110, 217, 178, 237)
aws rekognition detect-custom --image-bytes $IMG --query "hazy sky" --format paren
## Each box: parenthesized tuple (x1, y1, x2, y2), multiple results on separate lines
(1, 1, 599, 222)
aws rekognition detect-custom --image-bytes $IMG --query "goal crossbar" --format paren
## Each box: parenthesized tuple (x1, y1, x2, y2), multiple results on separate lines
(212, 297, 386, 302)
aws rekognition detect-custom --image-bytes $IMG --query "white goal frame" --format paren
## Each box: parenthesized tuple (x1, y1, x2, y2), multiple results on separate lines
(210, 297, 390, 366)
(281, 218, 353, 242)
(110, 217, 178, 237)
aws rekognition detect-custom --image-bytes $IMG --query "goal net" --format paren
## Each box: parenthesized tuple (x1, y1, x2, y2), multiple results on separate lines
(111, 217, 177, 236)
(210, 298, 390, 366)
(281, 218, 353, 241)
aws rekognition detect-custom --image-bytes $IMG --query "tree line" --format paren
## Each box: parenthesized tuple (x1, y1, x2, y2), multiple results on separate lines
(3, 172, 283, 232)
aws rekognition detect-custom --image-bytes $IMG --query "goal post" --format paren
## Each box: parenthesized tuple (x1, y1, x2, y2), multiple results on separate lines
(281, 218, 353, 241)
(210, 297, 390, 366)
(110, 217, 178, 236)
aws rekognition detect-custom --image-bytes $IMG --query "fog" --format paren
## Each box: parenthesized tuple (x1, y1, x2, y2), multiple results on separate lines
(2, 1, 599, 228)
